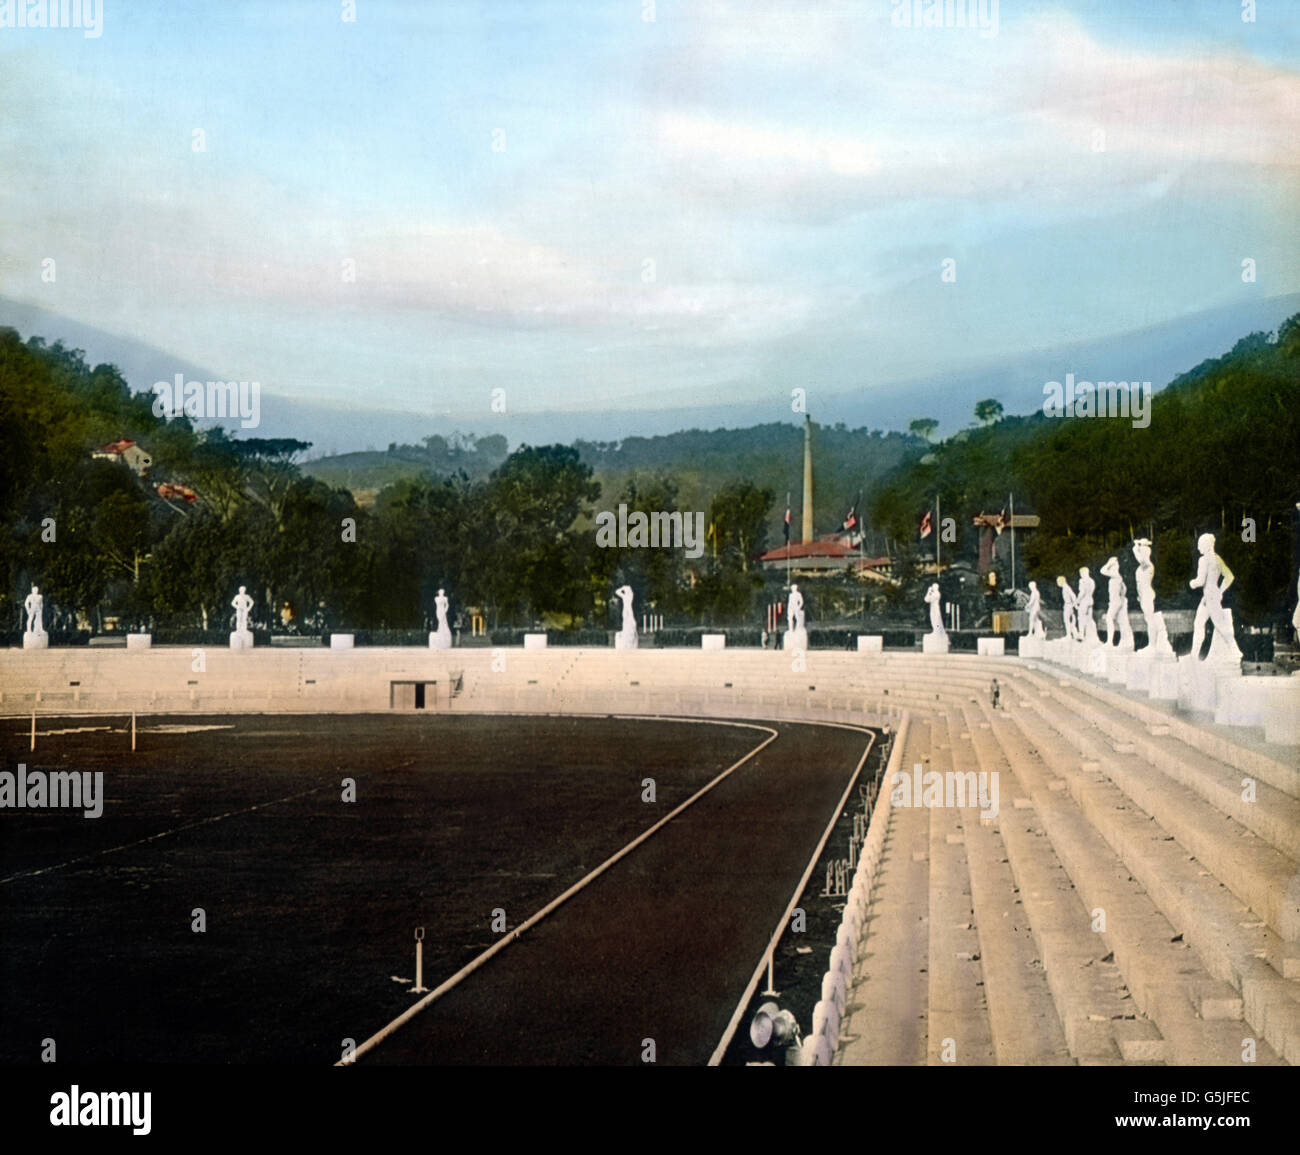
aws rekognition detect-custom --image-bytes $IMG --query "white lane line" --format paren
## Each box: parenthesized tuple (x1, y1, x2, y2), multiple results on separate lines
(338, 718, 781, 1066)
(708, 721, 879, 1066)
(0, 786, 326, 886)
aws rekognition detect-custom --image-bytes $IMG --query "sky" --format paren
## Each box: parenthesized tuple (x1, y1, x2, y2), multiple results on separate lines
(1, 0, 1298, 432)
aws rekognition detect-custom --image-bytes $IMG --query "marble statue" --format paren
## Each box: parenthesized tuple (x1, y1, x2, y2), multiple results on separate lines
(231, 586, 253, 633)
(1190, 533, 1242, 664)
(229, 585, 255, 649)
(614, 584, 638, 650)
(1056, 575, 1079, 641)
(24, 585, 45, 636)
(1076, 566, 1098, 644)
(1131, 538, 1172, 655)
(1099, 557, 1133, 649)
(430, 588, 453, 649)
(922, 582, 949, 653)
(784, 583, 808, 651)
(925, 583, 945, 636)
(1026, 580, 1045, 638)
(1294, 570, 1300, 641)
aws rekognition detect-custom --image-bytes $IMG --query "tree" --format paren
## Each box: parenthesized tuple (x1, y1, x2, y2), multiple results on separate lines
(908, 418, 939, 442)
(974, 398, 1004, 426)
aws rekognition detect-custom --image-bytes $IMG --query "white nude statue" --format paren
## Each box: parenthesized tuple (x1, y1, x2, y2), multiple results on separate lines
(784, 583, 808, 651)
(1131, 538, 1172, 655)
(614, 584, 637, 650)
(1026, 580, 1045, 638)
(231, 586, 253, 633)
(229, 585, 254, 649)
(788, 584, 805, 633)
(922, 582, 949, 653)
(430, 588, 453, 649)
(1056, 575, 1079, 641)
(24, 585, 45, 636)
(1294, 570, 1300, 642)
(1190, 533, 1242, 665)
(925, 582, 946, 637)
(1076, 566, 1098, 644)
(1099, 556, 1133, 649)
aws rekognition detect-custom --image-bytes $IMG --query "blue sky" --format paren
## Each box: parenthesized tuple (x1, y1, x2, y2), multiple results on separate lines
(1, 0, 1297, 430)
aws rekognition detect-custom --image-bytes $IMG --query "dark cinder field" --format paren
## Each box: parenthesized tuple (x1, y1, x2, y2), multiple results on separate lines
(0, 712, 872, 1065)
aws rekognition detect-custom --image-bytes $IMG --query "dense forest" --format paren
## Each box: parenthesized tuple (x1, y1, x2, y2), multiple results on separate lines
(3, 314, 1298, 639)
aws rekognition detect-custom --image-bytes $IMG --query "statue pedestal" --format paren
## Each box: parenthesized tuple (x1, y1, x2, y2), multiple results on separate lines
(976, 637, 1005, 656)
(1125, 651, 1151, 693)
(523, 633, 548, 650)
(1083, 643, 1107, 677)
(1263, 677, 1300, 745)
(229, 630, 253, 650)
(127, 633, 152, 651)
(614, 631, 638, 651)
(1018, 634, 1045, 659)
(783, 627, 808, 652)
(701, 634, 726, 650)
(1104, 648, 1131, 685)
(922, 632, 950, 654)
(1213, 674, 1259, 727)
(1177, 655, 1232, 713)
(857, 635, 883, 653)
(23, 632, 49, 650)
(429, 629, 452, 650)
(1147, 654, 1178, 701)
(330, 634, 354, 650)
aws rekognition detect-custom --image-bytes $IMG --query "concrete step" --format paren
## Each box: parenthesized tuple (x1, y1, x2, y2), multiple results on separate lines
(1028, 675, 1300, 855)
(925, 716, 996, 1065)
(1017, 683, 1300, 944)
(998, 702, 1289, 1065)
(959, 705, 1137, 1064)
(837, 722, 933, 1065)
(941, 713, 1073, 1064)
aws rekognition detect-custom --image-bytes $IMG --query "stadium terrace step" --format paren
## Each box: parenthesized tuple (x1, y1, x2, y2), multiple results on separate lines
(836, 721, 932, 1066)
(995, 701, 1291, 1065)
(939, 712, 1072, 1064)
(1017, 660, 1299, 799)
(924, 715, 997, 1065)
(1011, 679, 1299, 943)
(958, 703, 1146, 1063)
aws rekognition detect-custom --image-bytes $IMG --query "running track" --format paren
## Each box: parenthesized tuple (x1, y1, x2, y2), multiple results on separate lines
(359, 718, 873, 1066)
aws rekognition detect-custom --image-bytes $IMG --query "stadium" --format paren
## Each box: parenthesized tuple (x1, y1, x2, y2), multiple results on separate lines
(5, 0, 1300, 1140)
(3, 641, 1295, 1068)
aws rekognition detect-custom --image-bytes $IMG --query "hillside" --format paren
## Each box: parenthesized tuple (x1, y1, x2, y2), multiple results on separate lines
(869, 317, 1300, 622)
(306, 422, 925, 545)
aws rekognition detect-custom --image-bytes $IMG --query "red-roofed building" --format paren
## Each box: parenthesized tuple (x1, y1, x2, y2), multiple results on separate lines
(758, 538, 896, 581)
(92, 439, 153, 476)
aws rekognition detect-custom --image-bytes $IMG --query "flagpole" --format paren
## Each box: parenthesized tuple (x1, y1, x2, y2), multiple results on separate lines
(935, 493, 941, 571)
(1009, 491, 1016, 592)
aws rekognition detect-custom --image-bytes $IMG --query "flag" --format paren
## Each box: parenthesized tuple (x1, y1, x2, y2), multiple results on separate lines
(783, 505, 791, 543)
(842, 503, 857, 532)
(919, 510, 933, 539)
